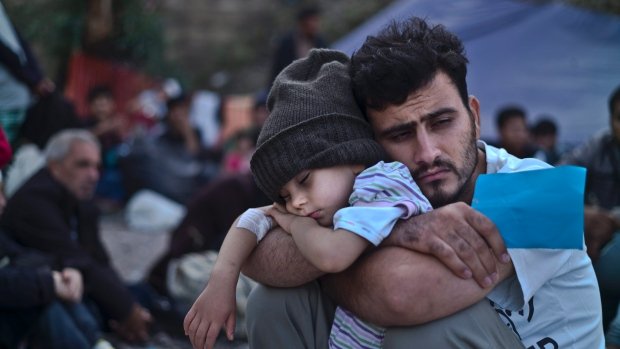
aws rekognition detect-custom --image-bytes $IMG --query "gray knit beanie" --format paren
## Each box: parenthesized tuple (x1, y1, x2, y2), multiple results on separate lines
(251, 49, 386, 203)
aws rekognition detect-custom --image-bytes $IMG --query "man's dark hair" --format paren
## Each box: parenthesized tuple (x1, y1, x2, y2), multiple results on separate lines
(609, 84, 620, 115)
(296, 5, 321, 21)
(350, 17, 469, 112)
(531, 118, 557, 137)
(87, 85, 113, 103)
(495, 106, 526, 130)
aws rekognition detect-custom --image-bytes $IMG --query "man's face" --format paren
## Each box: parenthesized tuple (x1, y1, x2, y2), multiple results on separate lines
(48, 141, 101, 201)
(499, 116, 529, 155)
(168, 104, 190, 134)
(300, 16, 320, 38)
(611, 100, 620, 143)
(89, 96, 115, 121)
(367, 72, 482, 208)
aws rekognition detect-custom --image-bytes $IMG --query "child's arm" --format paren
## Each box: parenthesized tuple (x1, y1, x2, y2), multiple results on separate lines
(268, 206, 369, 273)
(184, 210, 269, 349)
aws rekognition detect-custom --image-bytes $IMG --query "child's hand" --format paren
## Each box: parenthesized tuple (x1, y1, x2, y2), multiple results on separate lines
(184, 273, 237, 349)
(267, 204, 297, 233)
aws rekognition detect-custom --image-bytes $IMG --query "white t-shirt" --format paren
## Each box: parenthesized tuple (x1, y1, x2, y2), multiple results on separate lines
(483, 142, 604, 349)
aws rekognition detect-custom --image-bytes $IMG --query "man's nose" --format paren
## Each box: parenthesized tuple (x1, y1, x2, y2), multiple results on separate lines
(89, 166, 100, 182)
(413, 130, 440, 165)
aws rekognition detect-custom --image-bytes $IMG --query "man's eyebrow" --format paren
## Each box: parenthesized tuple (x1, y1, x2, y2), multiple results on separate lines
(421, 107, 458, 121)
(378, 107, 458, 138)
(378, 121, 417, 138)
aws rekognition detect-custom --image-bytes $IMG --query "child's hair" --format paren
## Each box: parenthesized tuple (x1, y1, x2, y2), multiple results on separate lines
(250, 49, 386, 203)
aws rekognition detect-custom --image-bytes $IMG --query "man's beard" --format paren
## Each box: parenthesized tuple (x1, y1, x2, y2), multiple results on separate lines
(413, 124, 479, 208)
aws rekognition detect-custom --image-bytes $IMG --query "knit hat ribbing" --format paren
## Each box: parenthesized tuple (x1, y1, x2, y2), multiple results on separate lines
(251, 49, 385, 203)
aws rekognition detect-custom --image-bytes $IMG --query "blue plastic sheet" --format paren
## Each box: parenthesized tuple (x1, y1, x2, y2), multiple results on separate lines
(472, 166, 585, 249)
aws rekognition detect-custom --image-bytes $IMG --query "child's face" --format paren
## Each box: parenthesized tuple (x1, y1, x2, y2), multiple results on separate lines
(279, 164, 364, 227)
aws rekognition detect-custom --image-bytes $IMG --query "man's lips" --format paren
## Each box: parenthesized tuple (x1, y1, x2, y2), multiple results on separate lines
(416, 168, 450, 184)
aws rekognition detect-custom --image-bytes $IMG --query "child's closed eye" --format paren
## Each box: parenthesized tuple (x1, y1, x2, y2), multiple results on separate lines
(298, 171, 310, 185)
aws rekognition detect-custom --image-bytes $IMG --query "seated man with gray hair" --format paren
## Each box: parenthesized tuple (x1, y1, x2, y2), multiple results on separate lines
(0, 129, 152, 343)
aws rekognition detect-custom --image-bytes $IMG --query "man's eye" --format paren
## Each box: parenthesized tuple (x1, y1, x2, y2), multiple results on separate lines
(280, 195, 290, 202)
(432, 118, 451, 128)
(389, 131, 412, 142)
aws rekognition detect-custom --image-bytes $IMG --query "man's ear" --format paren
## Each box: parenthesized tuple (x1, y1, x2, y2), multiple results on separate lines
(351, 164, 366, 175)
(468, 96, 481, 139)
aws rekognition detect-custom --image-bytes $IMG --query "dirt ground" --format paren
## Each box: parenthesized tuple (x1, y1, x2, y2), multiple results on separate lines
(99, 212, 248, 349)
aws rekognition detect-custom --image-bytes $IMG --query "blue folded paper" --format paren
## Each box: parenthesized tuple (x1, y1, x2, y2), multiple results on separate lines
(472, 166, 585, 249)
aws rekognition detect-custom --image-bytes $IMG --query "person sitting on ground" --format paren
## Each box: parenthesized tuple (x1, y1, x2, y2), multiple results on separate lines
(241, 17, 603, 349)
(0, 129, 152, 344)
(82, 85, 128, 152)
(0, 231, 114, 349)
(82, 85, 129, 208)
(131, 78, 183, 126)
(532, 117, 562, 165)
(559, 84, 620, 348)
(494, 105, 538, 158)
(120, 95, 221, 204)
(183, 50, 435, 349)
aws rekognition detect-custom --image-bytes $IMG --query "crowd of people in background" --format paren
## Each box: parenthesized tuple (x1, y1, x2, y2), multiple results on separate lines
(1, 1, 619, 348)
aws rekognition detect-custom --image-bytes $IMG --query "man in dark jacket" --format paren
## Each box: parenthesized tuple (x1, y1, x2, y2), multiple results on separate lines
(0, 231, 101, 349)
(1, 129, 151, 343)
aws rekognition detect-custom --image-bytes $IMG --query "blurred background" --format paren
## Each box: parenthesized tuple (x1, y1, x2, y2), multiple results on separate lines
(4, 0, 619, 145)
(1, 1, 619, 348)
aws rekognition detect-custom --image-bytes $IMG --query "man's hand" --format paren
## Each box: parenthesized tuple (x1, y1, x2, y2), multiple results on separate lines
(34, 78, 55, 97)
(110, 303, 152, 343)
(53, 268, 83, 302)
(584, 206, 617, 262)
(386, 202, 510, 288)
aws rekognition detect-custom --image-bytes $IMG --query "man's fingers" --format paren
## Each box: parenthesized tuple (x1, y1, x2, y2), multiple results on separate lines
(450, 224, 497, 286)
(426, 239, 472, 279)
(466, 208, 510, 263)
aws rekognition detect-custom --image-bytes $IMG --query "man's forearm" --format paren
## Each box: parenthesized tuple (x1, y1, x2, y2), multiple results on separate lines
(322, 246, 513, 327)
(382, 203, 509, 288)
(241, 227, 325, 287)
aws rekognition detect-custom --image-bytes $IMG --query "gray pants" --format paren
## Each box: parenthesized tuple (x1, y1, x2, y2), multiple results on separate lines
(246, 281, 525, 349)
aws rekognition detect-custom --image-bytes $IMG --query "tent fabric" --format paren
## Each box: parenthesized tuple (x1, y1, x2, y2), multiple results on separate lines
(332, 0, 620, 145)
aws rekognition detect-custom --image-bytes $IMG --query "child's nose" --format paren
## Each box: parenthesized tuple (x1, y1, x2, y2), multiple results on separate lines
(291, 194, 307, 210)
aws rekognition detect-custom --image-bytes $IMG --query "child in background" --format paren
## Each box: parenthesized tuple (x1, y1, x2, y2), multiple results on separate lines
(183, 49, 433, 349)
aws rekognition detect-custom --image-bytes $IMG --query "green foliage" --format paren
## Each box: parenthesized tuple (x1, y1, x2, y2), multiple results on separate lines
(5, 0, 174, 80)
(5, 0, 85, 73)
(113, 0, 167, 74)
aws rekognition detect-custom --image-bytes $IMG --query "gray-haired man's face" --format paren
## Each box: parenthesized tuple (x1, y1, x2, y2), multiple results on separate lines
(48, 141, 101, 201)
